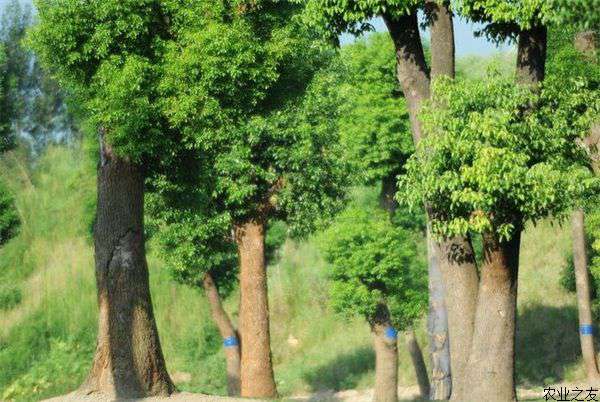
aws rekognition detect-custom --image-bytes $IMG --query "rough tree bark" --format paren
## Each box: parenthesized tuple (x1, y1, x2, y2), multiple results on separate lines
(439, 236, 479, 401)
(383, 11, 430, 144)
(203, 273, 241, 396)
(516, 25, 547, 86)
(81, 134, 175, 398)
(235, 219, 278, 398)
(572, 31, 600, 382)
(371, 306, 399, 402)
(461, 233, 521, 402)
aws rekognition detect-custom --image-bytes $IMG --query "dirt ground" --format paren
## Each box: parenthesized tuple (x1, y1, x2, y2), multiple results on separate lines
(42, 385, 548, 402)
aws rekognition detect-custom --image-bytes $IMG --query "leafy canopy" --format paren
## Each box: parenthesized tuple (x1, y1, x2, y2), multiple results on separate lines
(336, 32, 414, 185)
(401, 73, 599, 240)
(160, 3, 348, 231)
(319, 201, 427, 329)
(30, 0, 172, 161)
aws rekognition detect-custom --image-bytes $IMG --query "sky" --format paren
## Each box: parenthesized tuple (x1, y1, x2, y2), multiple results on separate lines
(340, 16, 514, 56)
(1, 0, 513, 57)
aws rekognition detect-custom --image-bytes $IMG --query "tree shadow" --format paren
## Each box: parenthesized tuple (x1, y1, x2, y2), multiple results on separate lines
(516, 303, 584, 385)
(302, 346, 375, 392)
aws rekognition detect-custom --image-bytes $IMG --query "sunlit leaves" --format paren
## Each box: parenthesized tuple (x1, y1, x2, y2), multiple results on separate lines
(401, 74, 599, 240)
(319, 205, 427, 328)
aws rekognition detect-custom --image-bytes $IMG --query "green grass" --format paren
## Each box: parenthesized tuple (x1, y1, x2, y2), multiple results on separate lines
(0, 144, 593, 401)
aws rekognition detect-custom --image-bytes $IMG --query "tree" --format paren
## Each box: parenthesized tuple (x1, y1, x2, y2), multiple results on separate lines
(319, 204, 427, 402)
(30, 0, 176, 397)
(0, 0, 72, 154)
(548, 25, 600, 381)
(401, 73, 599, 401)
(159, 7, 347, 394)
(301, 1, 458, 398)
(0, 43, 20, 251)
(335, 32, 433, 397)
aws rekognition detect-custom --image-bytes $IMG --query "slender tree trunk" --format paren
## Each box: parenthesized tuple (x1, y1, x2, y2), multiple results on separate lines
(379, 174, 431, 397)
(371, 306, 399, 402)
(235, 219, 277, 398)
(202, 273, 241, 396)
(426, 5, 455, 398)
(516, 25, 547, 85)
(428, 232, 452, 400)
(573, 30, 600, 382)
(380, 172, 398, 215)
(460, 233, 521, 402)
(81, 135, 174, 398)
(405, 329, 430, 398)
(573, 209, 600, 381)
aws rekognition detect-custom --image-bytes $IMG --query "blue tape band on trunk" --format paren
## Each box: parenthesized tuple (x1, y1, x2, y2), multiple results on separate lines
(384, 327, 398, 340)
(223, 336, 239, 347)
(580, 324, 594, 335)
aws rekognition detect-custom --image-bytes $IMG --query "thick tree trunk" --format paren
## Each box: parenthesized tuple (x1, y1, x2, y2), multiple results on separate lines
(516, 25, 547, 85)
(572, 210, 600, 381)
(202, 273, 241, 396)
(235, 219, 278, 398)
(371, 307, 399, 402)
(437, 236, 479, 401)
(383, 11, 430, 144)
(428, 232, 452, 400)
(427, 0, 455, 80)
(405, 329, 430, 398)
(81, 136, 174, 398)
(459, 233, 521, 402)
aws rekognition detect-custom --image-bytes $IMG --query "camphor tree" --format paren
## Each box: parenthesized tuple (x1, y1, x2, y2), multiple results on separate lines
(546, 4, 600, 382)
(335, 32, 433, 398)
(301, 0, 457, 398)
(320, 204, 427, 402)
(146, 163, 241, 395)
(320, 206, 427, 402)
(401, 72, 600, 401)
(30, 0, 176, 397)
(159, 5, 348, 395)
(147, 152, 287, 396)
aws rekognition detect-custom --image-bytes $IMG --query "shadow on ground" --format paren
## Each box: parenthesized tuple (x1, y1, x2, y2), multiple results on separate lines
(302, 346, 375, 392)
(516, 303, 582, 385)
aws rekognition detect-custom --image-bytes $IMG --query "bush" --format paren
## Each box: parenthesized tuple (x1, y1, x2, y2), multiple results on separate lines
(0, 283, 21, 310)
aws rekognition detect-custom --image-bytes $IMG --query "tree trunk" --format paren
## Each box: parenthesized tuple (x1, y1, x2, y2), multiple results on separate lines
(427, 0, 455, 80)
(379, 172, 398, 215)
(405, 329, 431, 398)
(81, 135, 175, 398)
(235, 219, 278, 398)
(516, 25, 547, 85)
(427, 6, 455, 397)
(438, 236, 479, 401)
(202, 273, 241, 396)
(573, 210, 600, 381)
(428, 232, 452, 400)
(371, 307, 399, 402)
(459, 233, 521, 402)
(383, 11, 430, 145)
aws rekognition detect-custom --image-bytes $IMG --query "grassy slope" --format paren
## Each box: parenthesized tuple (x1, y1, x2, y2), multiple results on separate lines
(0, 145, 588, 401)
